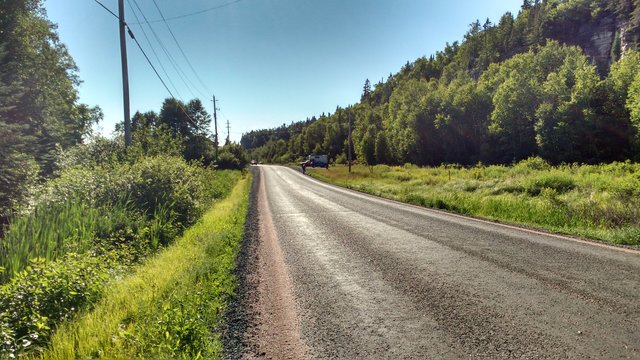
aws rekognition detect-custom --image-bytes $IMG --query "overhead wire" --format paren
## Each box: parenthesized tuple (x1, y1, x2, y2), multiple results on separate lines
(126, 0, 183, 101)
(130, 0, 200, 100)
(130, 0, 241, 25)
(151, 0, 211, 97)
(93, 0, 118, 20)
(126, 28, 198, 128)
(93, 0, 198, 128)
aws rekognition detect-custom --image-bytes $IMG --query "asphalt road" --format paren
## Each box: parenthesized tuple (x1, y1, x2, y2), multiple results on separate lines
(246, 165, 640, 359)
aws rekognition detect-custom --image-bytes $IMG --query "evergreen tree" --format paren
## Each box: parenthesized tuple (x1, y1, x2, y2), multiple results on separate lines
(362, 79, 372, 103)
(0, 0, 101, 175)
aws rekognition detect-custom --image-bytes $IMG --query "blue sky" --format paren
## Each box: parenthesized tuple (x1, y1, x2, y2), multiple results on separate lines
(45, 0, 522, 142)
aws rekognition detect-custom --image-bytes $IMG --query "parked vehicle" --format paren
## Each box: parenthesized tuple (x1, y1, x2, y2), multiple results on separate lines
(307, 154, 329, 169)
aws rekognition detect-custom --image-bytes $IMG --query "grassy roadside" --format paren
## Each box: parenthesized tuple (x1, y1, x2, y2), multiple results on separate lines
(35, 173, 251, 360)
(307, 159, 640, 247)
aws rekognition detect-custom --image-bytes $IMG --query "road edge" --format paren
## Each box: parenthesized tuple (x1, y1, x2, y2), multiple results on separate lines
(295, 166, 640, 256)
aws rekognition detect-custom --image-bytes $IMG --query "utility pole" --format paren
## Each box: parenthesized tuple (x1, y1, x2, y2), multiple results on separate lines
(212, 95, 219, 162)
(118, 0, 131, 147)
(348, 110, 352, 173)
(226, 120, 231, 145)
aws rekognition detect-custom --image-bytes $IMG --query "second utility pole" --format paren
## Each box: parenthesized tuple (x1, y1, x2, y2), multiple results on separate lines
(118, 0, 131, 147)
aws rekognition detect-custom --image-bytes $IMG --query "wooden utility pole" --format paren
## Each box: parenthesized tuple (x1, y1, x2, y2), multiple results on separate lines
(118, 0, 131, 147)
(348, 111, 352, 173)
(226, 120, 231, 144)
(212, 95, 219, 162)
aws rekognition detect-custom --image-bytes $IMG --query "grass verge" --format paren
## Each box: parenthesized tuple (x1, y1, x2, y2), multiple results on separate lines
(307, 160, 640, 247)
(35, 173, 251, 359)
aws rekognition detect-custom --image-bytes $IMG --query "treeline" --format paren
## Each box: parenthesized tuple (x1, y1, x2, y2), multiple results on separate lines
(242, 0, 640, 166)
(0, 0, 102, 225)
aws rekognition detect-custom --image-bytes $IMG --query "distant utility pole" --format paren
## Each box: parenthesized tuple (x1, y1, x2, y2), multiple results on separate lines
(118, 0, 131, 147)
(348, 111, 352, 173)
(226, 120, 231, 144)
(212, 94, 219, 162)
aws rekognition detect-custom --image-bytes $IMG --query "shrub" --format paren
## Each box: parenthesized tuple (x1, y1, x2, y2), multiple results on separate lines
(524, 172, 576, 195)
(0, 254, 118, 357)
(54, 137, 123, 172)
(2, 156, 228, 284)
(335, 153, 347, 164)
(512, 156, 551, 174)
(116, 156, 209, 228)
(217, 144, 249, 170)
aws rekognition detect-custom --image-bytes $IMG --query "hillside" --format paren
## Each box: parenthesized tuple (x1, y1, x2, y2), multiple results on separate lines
(242, 0, 640, 166)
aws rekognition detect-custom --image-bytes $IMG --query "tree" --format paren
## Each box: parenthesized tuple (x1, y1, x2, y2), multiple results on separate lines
(159, 98, 193, 138)
(0, 57, 38, 224)
(534, 47, 600, 163)
(627, 71, 640, 155)
(361, 79, 372, 103)
(374, 131, 390, 164)
(489, 69, 540, 162)
(359, 125, 376, 165)
(157, 98, 214, 161)
(0, 0, 100, 174)
(217, 143, 249, 170)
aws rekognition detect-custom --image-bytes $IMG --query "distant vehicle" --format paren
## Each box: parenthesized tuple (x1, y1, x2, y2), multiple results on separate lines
(299, 154, 329, 174)
(307, 154, 329, 169)
(251, 159, 258, 165)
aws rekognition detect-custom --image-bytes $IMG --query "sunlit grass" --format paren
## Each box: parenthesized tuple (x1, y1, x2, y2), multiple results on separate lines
(0, 200, 138, 282)
(36, 174, 251, 360)
(308, 160, 640, 246)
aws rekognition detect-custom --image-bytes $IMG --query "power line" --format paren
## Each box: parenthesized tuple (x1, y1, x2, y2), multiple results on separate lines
(151, 0, 211, 97)
(93, 0, 198, 129)
(130, 0, 242, 25)
(125, 27, 198, 128)
(126, 0, 183, 100)
(130, 0, 200, 100)
(93, 0, 119, 20)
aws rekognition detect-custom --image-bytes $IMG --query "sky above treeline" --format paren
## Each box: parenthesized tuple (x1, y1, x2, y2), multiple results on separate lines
(45, 0, 522, 142)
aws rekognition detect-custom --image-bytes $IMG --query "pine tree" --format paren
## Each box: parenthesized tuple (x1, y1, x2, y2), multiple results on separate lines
(361, 79, 372, 103)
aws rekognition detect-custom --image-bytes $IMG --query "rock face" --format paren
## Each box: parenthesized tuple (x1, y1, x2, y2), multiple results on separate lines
(619, 22, 635, 54)
(576, 11, 638, 74)
(580, 15, 617, 74)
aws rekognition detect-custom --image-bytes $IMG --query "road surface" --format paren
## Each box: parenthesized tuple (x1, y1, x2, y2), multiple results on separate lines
(235, 165, 640, 359)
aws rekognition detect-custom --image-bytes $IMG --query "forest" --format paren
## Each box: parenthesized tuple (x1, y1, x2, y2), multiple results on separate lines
(242, 0, 640, 167)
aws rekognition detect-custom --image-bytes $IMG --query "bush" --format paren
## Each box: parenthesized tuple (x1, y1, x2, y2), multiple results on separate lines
(217, 144, 248, 170)
(54, 137, 123, 172)
(524, 172, 576, 195)
(512, 156, 551, 174)
(118, 156, 207, 228)
(2, 156, 229, 284)
(0, 254, 118, 357)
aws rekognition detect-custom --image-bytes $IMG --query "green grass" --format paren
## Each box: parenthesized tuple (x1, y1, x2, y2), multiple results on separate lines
(308, 159, 640, 246)
(0, 200, 142, 282)
(34, 173, 251, 360)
